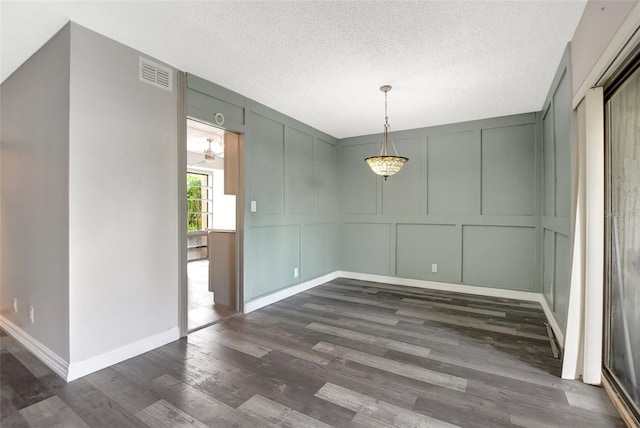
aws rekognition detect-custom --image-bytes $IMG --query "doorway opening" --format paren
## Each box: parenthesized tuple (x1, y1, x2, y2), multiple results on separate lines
(185, 118, 240, 332)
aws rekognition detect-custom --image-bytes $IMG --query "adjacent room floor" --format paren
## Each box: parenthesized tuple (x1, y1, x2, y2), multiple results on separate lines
(188, 259, 235, 331)
(0, 278, 624, 427)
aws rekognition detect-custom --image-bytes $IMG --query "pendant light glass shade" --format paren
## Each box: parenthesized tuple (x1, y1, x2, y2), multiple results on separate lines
(365, 155, 408, 178)
(365, 85, 408, 180)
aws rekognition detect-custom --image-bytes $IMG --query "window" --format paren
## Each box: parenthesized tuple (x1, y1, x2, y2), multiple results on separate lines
(187, 172, 212, 232)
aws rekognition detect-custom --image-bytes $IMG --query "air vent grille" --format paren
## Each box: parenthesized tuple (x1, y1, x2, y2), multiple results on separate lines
(139, 57, 172, 92)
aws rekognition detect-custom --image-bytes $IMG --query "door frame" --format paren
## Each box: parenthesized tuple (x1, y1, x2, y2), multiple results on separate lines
(177, 73, 245, 337)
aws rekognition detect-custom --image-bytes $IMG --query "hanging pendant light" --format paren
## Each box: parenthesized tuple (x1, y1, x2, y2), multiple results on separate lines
(365, 85, 408, 180)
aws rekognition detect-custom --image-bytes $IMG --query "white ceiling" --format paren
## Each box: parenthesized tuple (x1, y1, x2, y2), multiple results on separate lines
(187, 119, 225, 156)
(1, 1, 587, 139)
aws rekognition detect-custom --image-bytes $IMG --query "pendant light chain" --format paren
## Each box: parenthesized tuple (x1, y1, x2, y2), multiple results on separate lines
(365, 84, 409, 180)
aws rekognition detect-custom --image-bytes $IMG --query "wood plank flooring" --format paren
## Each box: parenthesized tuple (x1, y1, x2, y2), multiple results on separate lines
(0, 278, 624, 427)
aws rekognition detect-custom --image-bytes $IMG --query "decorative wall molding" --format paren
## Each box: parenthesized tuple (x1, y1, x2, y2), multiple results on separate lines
(538, 295, 565, 348)
(0, 316, 69, 380)
(244, 271, 340, 313)
(66, 327, 180, 381)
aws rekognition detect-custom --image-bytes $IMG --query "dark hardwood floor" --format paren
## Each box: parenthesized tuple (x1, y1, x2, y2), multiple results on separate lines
(0, 278, 624, 427)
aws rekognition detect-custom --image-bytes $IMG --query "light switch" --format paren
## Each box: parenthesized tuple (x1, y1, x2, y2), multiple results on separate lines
(251, 200, 257, 213)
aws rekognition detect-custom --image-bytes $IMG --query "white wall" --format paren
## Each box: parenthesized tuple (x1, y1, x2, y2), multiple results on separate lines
(0, 25, 71, 360)
(68, 23, 179, 363)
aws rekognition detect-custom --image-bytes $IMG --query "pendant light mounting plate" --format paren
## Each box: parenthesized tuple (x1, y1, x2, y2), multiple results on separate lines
(380, 85, 392, 93)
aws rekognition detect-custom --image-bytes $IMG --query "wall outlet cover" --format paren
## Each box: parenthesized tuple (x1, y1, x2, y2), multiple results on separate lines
(29, 306, 34, 324)
(431, 263, 438, 273)
(13, 298, 18, 313)
(294, 267, 299, 278)
(250, 200, 257, 213)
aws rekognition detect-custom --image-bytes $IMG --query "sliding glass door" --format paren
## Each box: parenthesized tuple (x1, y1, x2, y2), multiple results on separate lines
(604, 56, 640, 419)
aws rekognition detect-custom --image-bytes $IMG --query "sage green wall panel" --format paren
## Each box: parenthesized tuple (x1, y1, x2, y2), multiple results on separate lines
(187, 75, 339, 307)
(186, 89, 244, 132)
(342, 143, 377, 214)
(554, 232, 570, 329)
(338, 113, 539, 293)
(543, 228, 555, 307)
(301, 223, 339, 281)
(481, 124, 535, 215)
(245, 225, 299, 300)
(543, 106, 555, 217)
(428, 131, 480, 215)
(314, 138, 338, 215)
(396, 224, 459, 283)
(540, 44, 572, 333)
(249, 112, 285, 215)
(343, 223, 390, 275)
(382, 138, 423, 215)
(462, 225, 536, 291)
(285, 127, 314, 214)
(553, 71, 571, 218)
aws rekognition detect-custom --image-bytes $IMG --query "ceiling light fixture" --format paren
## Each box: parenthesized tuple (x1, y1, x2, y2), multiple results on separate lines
(204, 138, 217, 161)
(365, 85, 408, 180)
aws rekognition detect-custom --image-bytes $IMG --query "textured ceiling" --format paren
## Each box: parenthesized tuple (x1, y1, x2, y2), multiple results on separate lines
(1, 1, 587, 139)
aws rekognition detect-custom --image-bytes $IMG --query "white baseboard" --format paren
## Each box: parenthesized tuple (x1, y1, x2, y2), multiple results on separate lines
(66, 327, 179, 381)
(244, 271, 340, 314)
(243, 270, 565, 347)
(339, 271, 566, 348)
(537, 295, 565, 349)
(337, 271, 541, 300)
(340, 271, 565, 347)
(0, 315, 69, 380)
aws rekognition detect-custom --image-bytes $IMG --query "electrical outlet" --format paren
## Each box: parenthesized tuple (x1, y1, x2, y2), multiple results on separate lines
(12, 298, 18, 313)
(29, 306, 34, 324)
(431, 263, 438, 273)
(250, 200, 257, 213)
(294, 267, 299, 278)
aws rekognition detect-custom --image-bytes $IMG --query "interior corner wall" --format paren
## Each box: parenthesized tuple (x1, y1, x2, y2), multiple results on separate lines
(185, 75, 340, 304)
(0, 24, 71, 360)
(338, 113, 540, 293)
(540, 44, 573, 333)
(243, 103, 340, 300)
(68, 23, 179, 363)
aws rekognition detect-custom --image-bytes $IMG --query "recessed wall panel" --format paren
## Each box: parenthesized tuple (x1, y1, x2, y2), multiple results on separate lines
(285, 128, 314, 214)
(249, 112, 284, 214)
(382, 138, 423, 215)
(343, 223, 390, 275)
(428, 131, 480, 215)
(342, 143, 377, 214)
(482, 124, 535, 215)
(301, 223, 339, 281)
(396, 224, 459, 283)
(543, 106, 555, 217)
(543, 228, 555, 307)
(245, 225, 299, 300)
(554, 73, 571, 218)
(463, 226, 536, 291)
(554, 233, 570, 329)
(315, 139, 338, 215)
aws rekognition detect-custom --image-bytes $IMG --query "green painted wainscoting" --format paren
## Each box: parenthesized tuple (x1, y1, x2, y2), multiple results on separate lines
(186, 75, 340, 303)
(339, 112, 542, 293)
(541, 43, 573, 332)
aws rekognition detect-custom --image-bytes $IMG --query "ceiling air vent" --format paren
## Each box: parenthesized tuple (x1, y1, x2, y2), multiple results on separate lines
(139, 57, 172, 92)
